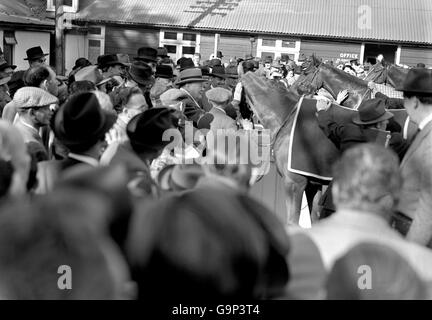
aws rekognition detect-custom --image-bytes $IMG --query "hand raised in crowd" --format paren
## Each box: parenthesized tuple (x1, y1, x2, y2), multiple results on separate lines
(336, 89, 349, 104)
(239, 118, 254, 130)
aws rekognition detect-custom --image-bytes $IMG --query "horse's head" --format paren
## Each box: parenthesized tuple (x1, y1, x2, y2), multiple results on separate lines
(242, 72, 299, 133)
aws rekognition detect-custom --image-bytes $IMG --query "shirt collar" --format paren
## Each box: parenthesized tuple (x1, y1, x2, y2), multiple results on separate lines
(68, 153, 99, 167)
(19, 118, 39, 134)
(418, 112, 432, 131)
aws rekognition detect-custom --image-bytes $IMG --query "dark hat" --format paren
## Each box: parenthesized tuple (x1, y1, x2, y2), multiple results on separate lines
(352, 99, 394, 125)
(24, 46, 49, 61)
(199, 66, 211, 77)
(396, 68, 432, 94)
(52, 92, 116, 148)
(98, 54, 130, 68)
(156, 47, 170, 58)
(0, 58, 16, 72)
(209, 59, 222, 67)
(416, 63, 426, 68)
(216, 51, 223, 58)
(298, 53, 307, 62)
(129, 61, 154, 86)
(155, 65, 174, 79)
(175, 68, 207, 86)
(72, 58, 91, 71)
(135, 47, 158, 62)
(210, 65, 227, 79)
(225, 65, 238, 78)
(244, 54, 254, 61)
(179, 58, 195, 71)
(127, 107, 179, 152)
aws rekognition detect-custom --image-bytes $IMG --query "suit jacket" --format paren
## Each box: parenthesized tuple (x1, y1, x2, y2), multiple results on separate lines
(208, 107, 237, 131)
(397, 121, 432, 247)
(292, 209, 432, 282)
(14, 121, 48, 162)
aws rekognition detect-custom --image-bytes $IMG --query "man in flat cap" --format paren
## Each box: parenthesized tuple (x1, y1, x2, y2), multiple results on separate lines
(206, 87, 237, 131)
(394, 68, 432, 247)
(13, 87, 58, 162)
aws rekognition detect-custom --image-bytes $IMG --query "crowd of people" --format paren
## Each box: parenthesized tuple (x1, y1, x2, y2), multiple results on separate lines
(0, 43, 431, 300)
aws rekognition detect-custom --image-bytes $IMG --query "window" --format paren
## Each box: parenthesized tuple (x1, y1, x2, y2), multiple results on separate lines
(3, 31, 16, 65)
(164, 45, 177, 54)
(182, 46, 195, 55)
(88, 40, 102, 65)
(183, 33, 196, 41)
(47, 0, 79, 13)
(262, 39, 276, 47)
(164, 32, 177, 40)
(88, 27, 102, 36)
(282, 40, 296, 48)
(159, 30, 200, 62)
(86, 25, 105, 64)
(257, 37, 301, 62)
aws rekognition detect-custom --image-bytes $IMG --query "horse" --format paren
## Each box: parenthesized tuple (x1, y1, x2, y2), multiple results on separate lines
(242, 71, 416, 226)
(307, 63, 372, 109)
(242, 72, 323, 225)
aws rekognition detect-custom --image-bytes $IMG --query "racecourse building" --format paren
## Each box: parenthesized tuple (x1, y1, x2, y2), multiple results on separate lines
(1, 0, 431, 74)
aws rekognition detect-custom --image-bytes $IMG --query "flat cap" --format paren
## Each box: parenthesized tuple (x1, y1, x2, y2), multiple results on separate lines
(205, 87, 232, 104)
(13, 87, 58, 109)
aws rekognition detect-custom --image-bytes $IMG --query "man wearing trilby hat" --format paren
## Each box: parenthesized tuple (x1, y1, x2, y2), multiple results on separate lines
(394, 68, 432, 247)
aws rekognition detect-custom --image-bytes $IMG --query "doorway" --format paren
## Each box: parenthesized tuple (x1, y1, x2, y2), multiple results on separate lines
(364, 43, 398, 64)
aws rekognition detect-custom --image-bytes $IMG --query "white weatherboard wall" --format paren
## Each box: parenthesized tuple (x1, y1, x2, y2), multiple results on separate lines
(14, 31, 50, 70)
(65, 33, 86, 75)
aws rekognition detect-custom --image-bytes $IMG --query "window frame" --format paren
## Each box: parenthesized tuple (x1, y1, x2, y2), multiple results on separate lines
(86, 25, 105, 64)
(159, 30, 200, 62)
(257, 37, 301, 62)
(47, 0, 79, 13)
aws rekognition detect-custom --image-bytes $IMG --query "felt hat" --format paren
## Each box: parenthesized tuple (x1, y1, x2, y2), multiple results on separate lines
(209, 59, 222, 68)
(135, 47, 158, 62)
(216, 51, 223, 59)
(52, 92, 116, 148)
(178, 58, 195, 71)
(72, 58, 91, 71)
(209, 65, 227, 79)
(155, 65, 174, 79)
(0, 58, 16, 72)
(127, 107, 179, 152)
(156, 47, 170, 58)
(352, 99, 394, 125)
(129, 61, 154, 86)
(396, 68, 432, 94)
(225, 65, 239, 78)
(24, 46, 49, 61)
(175, 68, 207, 86)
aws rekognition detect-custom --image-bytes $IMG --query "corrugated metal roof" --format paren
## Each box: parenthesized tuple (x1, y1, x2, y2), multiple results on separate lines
(0, 0, 53, 26)
(74, 0, 432, 44)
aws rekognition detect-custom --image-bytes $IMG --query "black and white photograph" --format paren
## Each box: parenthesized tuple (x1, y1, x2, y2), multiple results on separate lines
(0, 0, 431, 308)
